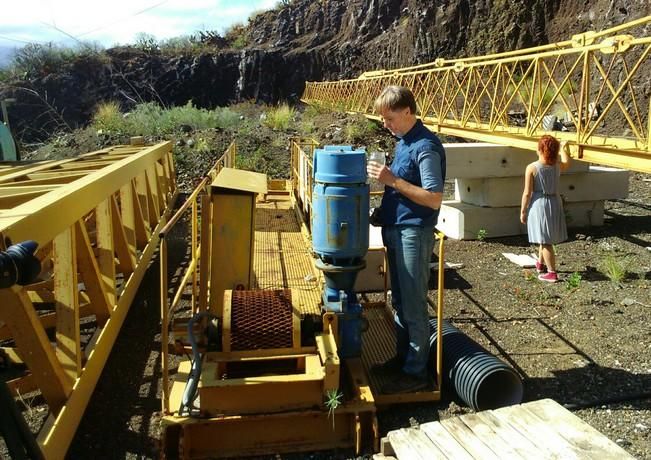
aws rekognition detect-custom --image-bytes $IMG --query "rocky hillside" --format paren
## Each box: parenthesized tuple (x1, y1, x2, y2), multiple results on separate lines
(1, 0, 649, 142)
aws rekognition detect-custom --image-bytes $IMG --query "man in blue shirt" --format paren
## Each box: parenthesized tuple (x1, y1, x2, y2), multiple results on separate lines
(367, 85, 446, 394)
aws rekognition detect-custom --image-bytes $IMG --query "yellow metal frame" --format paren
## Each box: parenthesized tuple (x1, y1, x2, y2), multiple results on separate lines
(302, 17, 651, 173)
(0, 141, 177, 459)
(159, 139, 447, 458)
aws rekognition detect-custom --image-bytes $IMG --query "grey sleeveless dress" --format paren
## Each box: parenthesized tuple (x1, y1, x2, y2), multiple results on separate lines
(527, 162, 567, 244)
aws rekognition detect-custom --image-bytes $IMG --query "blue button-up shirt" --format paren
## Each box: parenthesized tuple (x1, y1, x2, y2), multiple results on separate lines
(380, 120, 446, 227)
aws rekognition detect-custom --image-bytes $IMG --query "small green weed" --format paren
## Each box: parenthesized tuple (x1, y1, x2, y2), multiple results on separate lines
(477, 229, 488, 241)
(325, 389, 343, 429)
(524, 270, 536, 282)
(565, 272, 582, 290)
(600, 255, 628, 284)
(263, 104, 295, 130)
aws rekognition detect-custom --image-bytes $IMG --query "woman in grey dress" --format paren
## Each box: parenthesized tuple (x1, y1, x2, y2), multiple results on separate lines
(520, 135, 571, 283)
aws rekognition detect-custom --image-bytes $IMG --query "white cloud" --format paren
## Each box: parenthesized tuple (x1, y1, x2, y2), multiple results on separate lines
(0, 0, 281, 47)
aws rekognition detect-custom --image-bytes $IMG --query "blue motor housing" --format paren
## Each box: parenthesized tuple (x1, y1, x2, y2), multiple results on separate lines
(312, 146, 370, 359)
(312, 146, 369, 263)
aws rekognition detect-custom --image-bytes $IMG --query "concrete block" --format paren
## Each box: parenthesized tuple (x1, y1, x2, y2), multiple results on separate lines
(455, 166, 629, 207)
(437, 200, 604, 240)
(355, 247, 389, 292)
(355, 225, 390, 292)
(444, 143, 588, 179)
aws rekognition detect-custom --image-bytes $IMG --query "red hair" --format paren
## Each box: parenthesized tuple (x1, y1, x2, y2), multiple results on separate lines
(538, 135, 560, 164)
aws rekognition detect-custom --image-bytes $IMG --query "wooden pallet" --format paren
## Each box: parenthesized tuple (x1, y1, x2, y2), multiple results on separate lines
(381, 398, 634, 459)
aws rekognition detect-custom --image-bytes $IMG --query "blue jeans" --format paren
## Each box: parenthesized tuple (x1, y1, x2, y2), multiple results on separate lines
(382, 224, 435, 379)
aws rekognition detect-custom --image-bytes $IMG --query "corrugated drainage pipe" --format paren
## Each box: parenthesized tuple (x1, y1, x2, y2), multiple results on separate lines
(429, 318, 523, 411)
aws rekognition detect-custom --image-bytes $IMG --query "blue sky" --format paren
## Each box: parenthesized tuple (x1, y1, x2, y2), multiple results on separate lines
(0, 0, 278, 49)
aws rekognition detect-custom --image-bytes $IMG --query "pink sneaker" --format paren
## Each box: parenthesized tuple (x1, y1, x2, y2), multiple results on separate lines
(535, 260, 547, 274)
(538, 272, 558, 283)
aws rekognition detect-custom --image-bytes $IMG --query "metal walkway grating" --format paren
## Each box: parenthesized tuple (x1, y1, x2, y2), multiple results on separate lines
(253, 196, 321, 316)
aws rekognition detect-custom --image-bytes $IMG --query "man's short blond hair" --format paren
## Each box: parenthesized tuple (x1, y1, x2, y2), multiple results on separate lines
(374, 85, 417, 114)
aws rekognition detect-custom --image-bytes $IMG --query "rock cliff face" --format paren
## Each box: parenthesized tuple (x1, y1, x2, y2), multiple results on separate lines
(1, 0, 649, 141)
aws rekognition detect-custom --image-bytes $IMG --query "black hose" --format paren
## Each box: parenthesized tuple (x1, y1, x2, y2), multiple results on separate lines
(178, 311, 217, 416)
(429, 318, 523, 411)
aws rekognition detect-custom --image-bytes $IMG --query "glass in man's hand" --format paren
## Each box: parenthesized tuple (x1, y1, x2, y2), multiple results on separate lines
(367, 151, 386, 192)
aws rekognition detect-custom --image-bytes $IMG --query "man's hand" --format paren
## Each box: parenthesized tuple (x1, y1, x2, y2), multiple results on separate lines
(367, 162, 395, 186)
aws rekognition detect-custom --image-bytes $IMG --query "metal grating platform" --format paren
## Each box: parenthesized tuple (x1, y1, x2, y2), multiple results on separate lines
(229, 289, 294, 350)
(362, 303, 441, 404)
(253, 196, 321, 316)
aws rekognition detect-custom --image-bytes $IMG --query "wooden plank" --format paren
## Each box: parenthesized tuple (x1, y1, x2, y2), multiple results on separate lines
(387, 428, 443, 460)
(120, 182, 137, 262)
(96, 198, 116, 307)
(493, 404, 582, 459)
(0, 303, 96, 342)
(75, 220, 112, 325)
(0, 286, 71, 412)
(54, 226, 82, 382)
(522, 399, 635, 459)
(111, 194, 136, 274)
(146, 165, 161, 219)
(135, 172, 150, 232)
(439, 417, 501, 459)
(420, 421, 474, 460)
(0, 190, 50, 208)
(474, 410, 543, 458)
(458, 413, 527, 459)
(0, 142, 170, 248)
(131, 179, 150, 247)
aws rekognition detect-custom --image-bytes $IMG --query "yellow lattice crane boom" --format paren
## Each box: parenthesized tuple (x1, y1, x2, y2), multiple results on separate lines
(302, 16, 651, 173)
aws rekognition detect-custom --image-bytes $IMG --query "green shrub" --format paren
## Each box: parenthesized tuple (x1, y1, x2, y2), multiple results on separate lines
(91, 101, 242, 137)
(345, 118, 379, 142)
(92, 101, 125, 133)
(11, 42, 104, 78)
(264, 104, 295, 130)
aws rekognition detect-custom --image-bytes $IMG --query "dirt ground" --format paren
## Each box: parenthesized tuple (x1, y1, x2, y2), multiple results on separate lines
(2, 107, 650, 458)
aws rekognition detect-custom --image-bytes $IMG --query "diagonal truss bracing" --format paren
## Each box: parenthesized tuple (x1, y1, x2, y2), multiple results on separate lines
(302, 16, 651, 173)
(0, 141, 177, 459)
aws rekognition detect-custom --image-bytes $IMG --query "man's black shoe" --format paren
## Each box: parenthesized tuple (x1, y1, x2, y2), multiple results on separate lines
(370, 356, 403, 377)
(381, 373, 429, 394)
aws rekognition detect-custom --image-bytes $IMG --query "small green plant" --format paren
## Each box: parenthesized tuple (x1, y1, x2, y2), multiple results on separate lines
(600, 255, 628, 284)
(524, 269, 536, 281)
(477, 229, 488, 241)
(92, 101, 125, 133)
(264, 104, 295, 130)
(325, 388, 343, 429)
(565, 272, 582, 290)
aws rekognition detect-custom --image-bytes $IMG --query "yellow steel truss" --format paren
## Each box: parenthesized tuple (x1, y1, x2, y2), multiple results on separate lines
(302, 16, 651, 173)
(0, 141, 177, 459)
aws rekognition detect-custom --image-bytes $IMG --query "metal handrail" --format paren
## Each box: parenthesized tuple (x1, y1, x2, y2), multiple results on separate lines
(303, 16, 651, 173)
(159, 142, 236, 415)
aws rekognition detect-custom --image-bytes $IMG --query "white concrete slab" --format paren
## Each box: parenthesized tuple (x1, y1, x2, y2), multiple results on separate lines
(455, 166, 628, 207)
(436, 200, 604, 240)
(444, 143, 588, 179)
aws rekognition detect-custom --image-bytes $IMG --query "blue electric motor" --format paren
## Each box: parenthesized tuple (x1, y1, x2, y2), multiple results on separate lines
(312, 145, 369, 358)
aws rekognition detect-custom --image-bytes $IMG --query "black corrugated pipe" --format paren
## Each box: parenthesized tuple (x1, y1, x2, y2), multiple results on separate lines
(429, 318, 523, 411)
